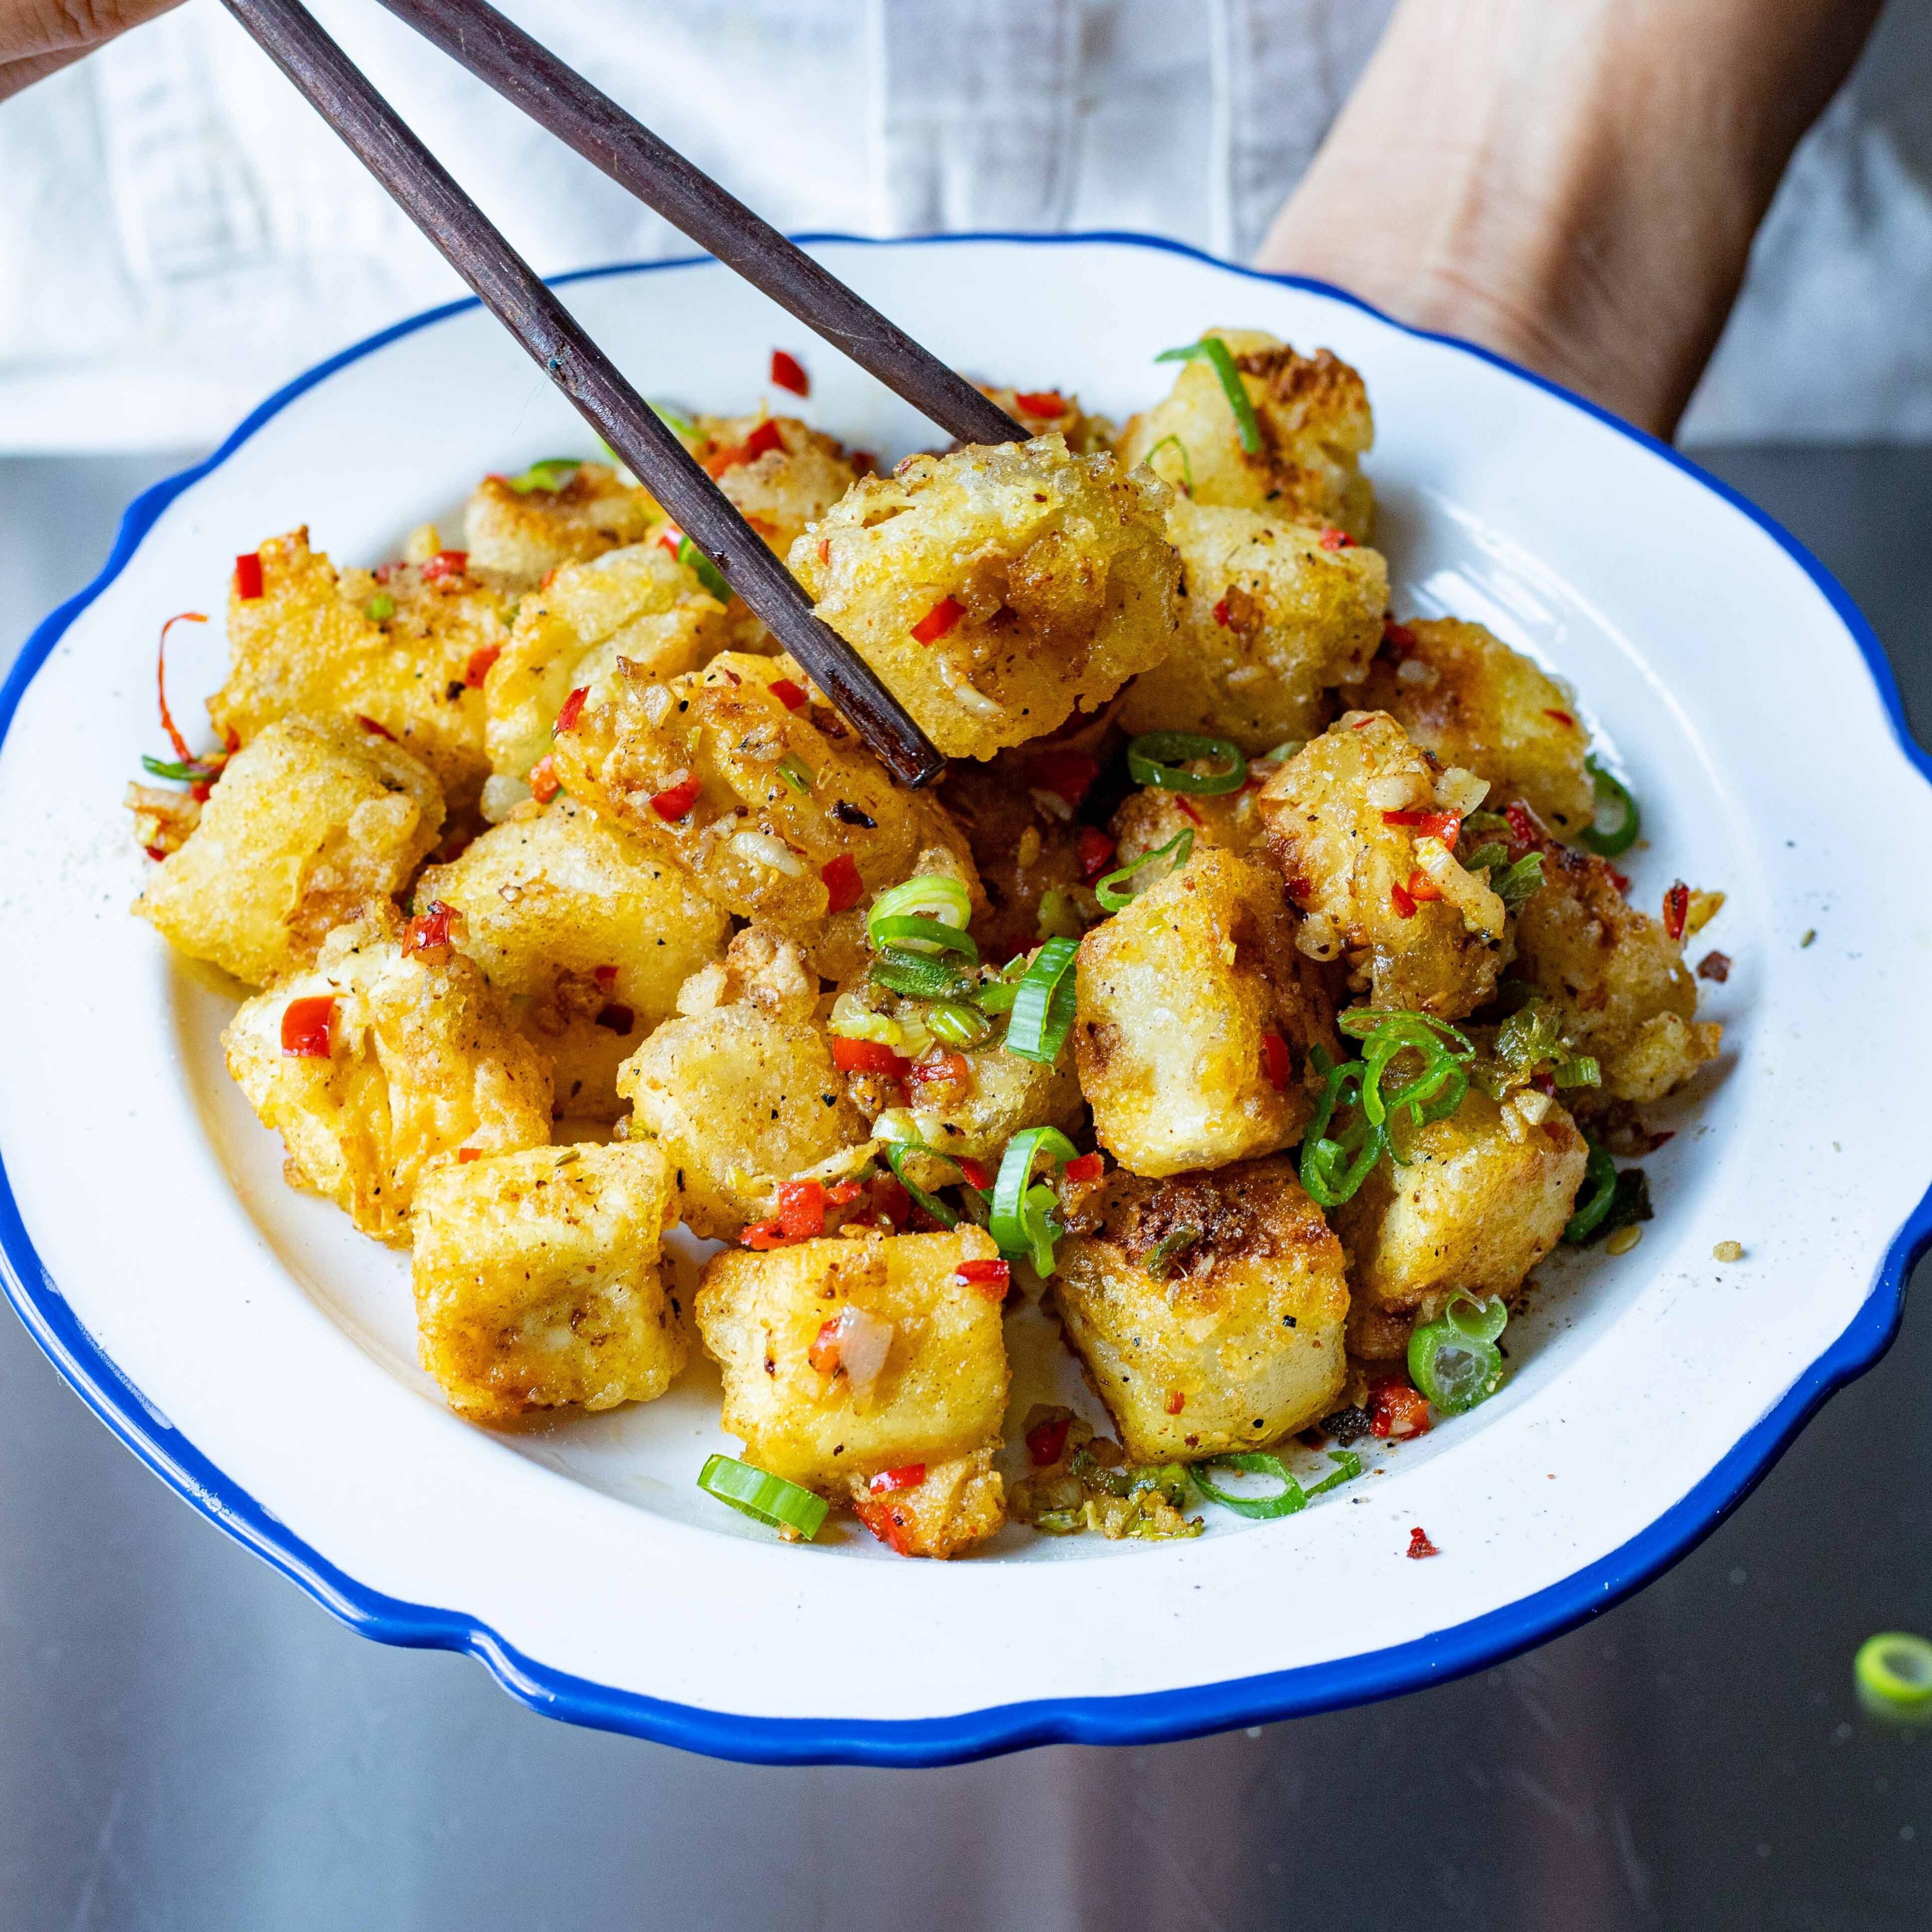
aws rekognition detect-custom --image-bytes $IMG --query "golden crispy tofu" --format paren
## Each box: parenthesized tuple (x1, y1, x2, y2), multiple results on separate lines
(1075, 848, 1330, 1177)
(1513, 837, 1722, 1104)
(1117, 498, 1387, 752)
(481, 541, 728, 788)
(209, 530, 507, 810)
(411, 1141, 685, 1422)
(845, 1448, 1006, 1559)
(788, 434, 1179, 760)
(1117, 330, 1375, 540)
(1055, 1156, 1349, 1461)
(1336, 1085, 1587, 1357)
(1258, 711, 1505, 1018)
(691, 413, 859, 561)
(1357, 618, 1596, 838)
(616, 935, 871, 1239)
(463, 459, 662, 589)
(223, 908, 551, 1245)
(414, 796, 729, 1119)
(1109, 779, 1269, 869)
(695, 1228, 1010, 1500)
(552, 650, 978, 948)
(976, 384, 1116, 454)
(135, 714, 443, 988)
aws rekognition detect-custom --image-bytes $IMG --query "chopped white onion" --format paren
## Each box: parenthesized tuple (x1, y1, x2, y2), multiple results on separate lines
(731, 830, 806, 877)
(938, 656, 1005, 718)
(833, 1308, 894, 1407)
(1367, 773, 1427, 811)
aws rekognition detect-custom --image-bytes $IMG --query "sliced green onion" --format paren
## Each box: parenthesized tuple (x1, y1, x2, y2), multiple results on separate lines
(1003, 936, 1079, 1064)
(140, 754, 220, 783)
(1191, 1453, 1308, 1519)
(869, 948, 973, 1001)
(1576, 756, 1641, 858)
(650, 403, 696, 438)
(1145, 1224, 1203, 1279)
(871, 914, 979, 961)
(776, 755, 814, 795)
(925, 1001, 993, 1048)
(1125, 730, 1247, 796)
(1409, 1296, 1506, 1414)
(506, 456, 582, 494)
(1493, 851, 1546, 912)
(1155, 338, 1263, 455)
(1143, 433, 1194, 496)
(677, 536, 731, 603)
(989, 1125, 1078, 1274)
(1307, 1448, 1360, 1497)
(1564, 1143, 1619, 1244)
(364, 592, 396, 622)
(1554, 1053, 1600, 1089)
(1856, 1633, 1932, 1721)
(1094, 829, 1194, 913)
(1338, 1009, 1472, 1049)
(1463, 841, 1508, 875)
(971, 961, 1027, 1017)
(697, 1454, 828, 1539)
(868, 875, 972, 952)
(1299, 1062, 1386, 1209)
(883, 1140, 962, 1228)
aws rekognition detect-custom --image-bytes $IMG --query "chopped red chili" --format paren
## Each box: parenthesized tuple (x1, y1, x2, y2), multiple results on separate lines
(1033, 749, 1099, 806)
(356, 714, 396, 742)
(529, 756, 562, 804)
(1663, 880, 1690, 943)
(1406, 1525, 1441, 1559)
(554, 686, 589, 736)
(1381, 617, 1416, 652)
(830, 1036, 910, 1080)
(907, 1049, 970, 1090)
(1026, 1414, 1073, 1466)
(593, 1003, 635, 1034)
(1078, 825, 1117, 882)
(869, 1464, 926, 1494)
(1405, 868, 1442, 904)
(775, 1180, 828, 1240)
(421, 550, 468, 583)
(1175, 796, 1205, 827)
(649, 772, 700, 821)
(807, 1318, 842, 1371)
(820, 852, 864, 913)
(1261, 1031, 1290, 1091)
(825, 1180, 864, 1210)
(234, 552, 264, 600)
(593, 964, 618, 985)
(1211, 597, 1232, 628)
(1318, 527, 1354, 551)
(1389, 880, 1417, 919)
(457, 1147, 481, 1164)
(953, 1258, 1010, 1300)
(769, 677, 809, 710)
(403, 901, 455, 958)
(740, 1220, 792, 1252)
(154, 610, 210, 765)
(742, 418, 785, 462)
(280, 995, 336, 1058)
(1504, 802, 1546, 857)
(464, 644, 502, 689)
(854, 1496, 918, 1556)
(1063, 1152, 1105, 1183)
(1165, 1390, 1186, 1416)
(1382, 809, 1462, 845)
(911, 596, 964, 645)
(955, 1158, 991, 1192)
(1544, 708, 1576, 728)
(1370, 1382, 1430, 1440)
(144, 844, 167, 863)
(769, 350, 809, 396)
(1013, 390, 1067, 417)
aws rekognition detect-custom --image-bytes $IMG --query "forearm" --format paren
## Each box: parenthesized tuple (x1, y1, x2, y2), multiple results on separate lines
(1256, 0, 1882, 436)
(0, 1, 182, 103)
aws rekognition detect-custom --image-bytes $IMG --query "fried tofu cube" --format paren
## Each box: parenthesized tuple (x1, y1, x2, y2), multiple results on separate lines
(846, 1449, 1006, 1559)
(1513, 838, 1722, 1104)
(134, 714, 444, 987)
(414, 796, 730, 1119)
(1258, 711, 1505, 1018)
(209, 530, 507, 810)
(1117, 498, 1387, 752)
(1335, 1085, 1588, 1358)
(616, 935, 871, 1239)
(1117, 330, 1376, 539)
(553, 650, 978, 947)
(695, 1228, 1010, 1502)
(1054, 1156, 1349, 1461)
(223, 908, 551, 1245)
(690, 413, 860, 561)
(482, 541, 728, 787)
(788, 434, 1180, 760)
(1075, 848, 1328, 1177)
(463, 460, 662, 588)
(1356, 617, 1596, 838)
(411, 1141, 686, 1422)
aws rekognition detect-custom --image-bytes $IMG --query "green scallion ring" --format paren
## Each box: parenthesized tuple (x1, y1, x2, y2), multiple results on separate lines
(1855, 1632, 1932, 1720)
(925, 1001, 993, 1049)
(1191, 1453, 1308, 1519)
(1408, 1316, 1504, 1415)
(870, 914, 979, 962)
(1154, 338, 1263, 455)
(1564, 1143, 1619, 1245)
(1307, 1449, 1361, 1497)
(883, 1140, 962, 1228)
(677, 536, 731, 604)
(1002, 937, 1080, 1064)
(868, 875, 973, 951)
(1125, 730, 1248, 796)
(989, 1125, 1079, 1275)
(697, 1454, 829, 1540)
(1094, 828, 1194, 913)
(1441, 1291, 1507, 1345)
(507, 456, 582, 495)
(1576, 756, 1641, 858)
(869, 948, 973, 1002)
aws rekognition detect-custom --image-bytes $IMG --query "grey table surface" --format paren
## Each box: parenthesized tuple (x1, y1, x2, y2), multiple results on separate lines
(1, 446, 1927, 1931)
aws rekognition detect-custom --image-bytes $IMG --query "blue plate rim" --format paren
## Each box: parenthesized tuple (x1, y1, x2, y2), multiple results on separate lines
(2, 228, 1926, 1768)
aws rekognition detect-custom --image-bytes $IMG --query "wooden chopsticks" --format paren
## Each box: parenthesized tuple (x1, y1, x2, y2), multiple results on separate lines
(375, 0, 1026, 453)
(218, 0, 954, 787)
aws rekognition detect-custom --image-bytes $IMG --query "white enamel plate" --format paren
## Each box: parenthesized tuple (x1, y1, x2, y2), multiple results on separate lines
(3, 236, 1927, 1765)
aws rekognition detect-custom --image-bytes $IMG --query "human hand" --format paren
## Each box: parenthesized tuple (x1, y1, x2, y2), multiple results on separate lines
(2, 0, 183, 102)
(1256, 0, 1881, 438)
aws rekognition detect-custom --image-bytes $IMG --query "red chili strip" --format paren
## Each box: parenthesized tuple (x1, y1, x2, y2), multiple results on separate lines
(769, 677, 809, 710)
(357, 715, 396, 742)
(820, 853, 863, 913)
(1078, 825, 1117, 882)
(1389, 880, 1417, 919)
(650, 773, 700, 822)
(280, 995, 336, 1058)
(911, 596, 964, 645)
(770, 350, 809, 396)
(1663, 880, 1690, 943)
(1033, 749, 1099, 807)
(234, 552, 264, 600)
(1013, 390, 1066, 417)
(1544, 708, 1576, 728)
(742, 418, 785, 462)
(1318, 527, 1354, 551)
(154, 611, 210, 765)
(403, 901, 455, 958)
(554, 685, 589, 736)
(529, 756, 562, 803)
(1164, 1390, 1186, 1415)
(421, 550, 468, 583)
(869, 1464, 926, 1494)
(1382, 809, 1462, 845)
(1405, 868, 1442, 904)
(1026, 1415, 1072, 1466)
(830, 1037, 910, 1081)
(953, 1258, 1011, 1300)
(1211, 597, 1232, 629)
(464, 644, 501, 690)
(1371, 1383, 1431, 1440)
(1261, 1031, 1290, 1091)
(1063, 1152, 1104, 1183)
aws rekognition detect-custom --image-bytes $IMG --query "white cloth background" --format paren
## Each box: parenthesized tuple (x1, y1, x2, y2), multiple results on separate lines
(0, 0, 1927, 451)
